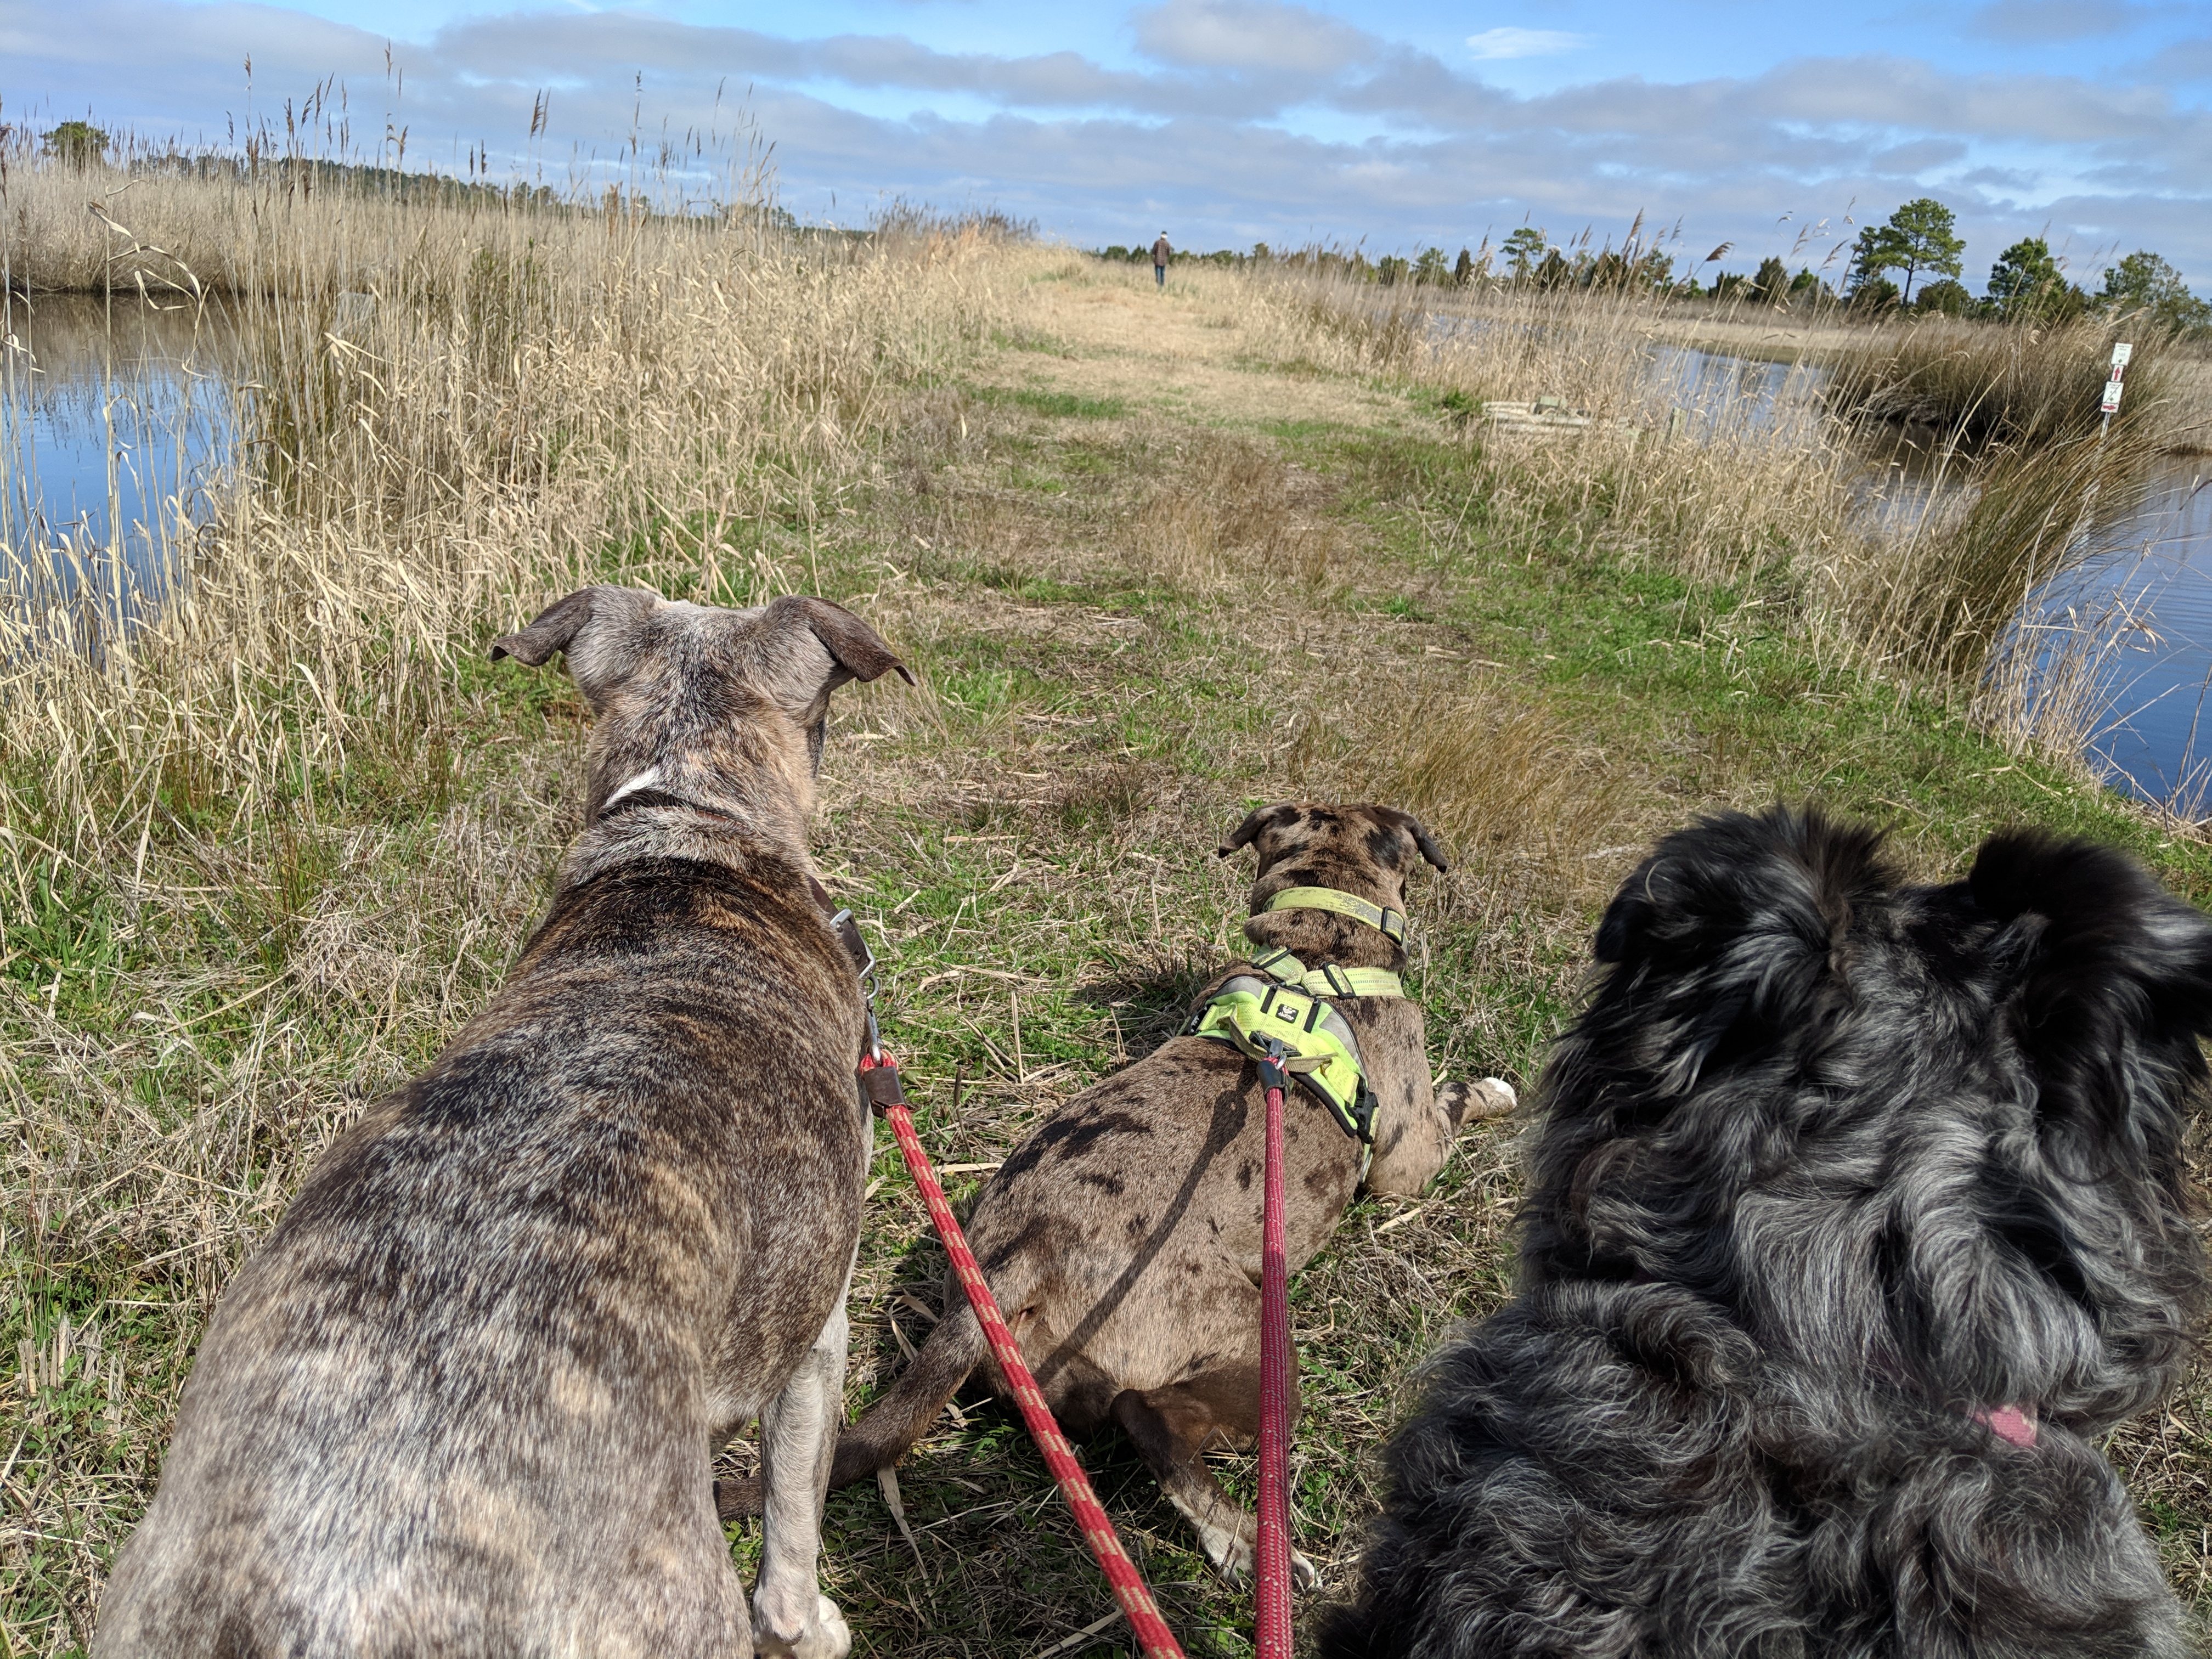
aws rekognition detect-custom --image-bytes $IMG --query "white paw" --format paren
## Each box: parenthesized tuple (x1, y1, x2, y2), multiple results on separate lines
(1466, 1077, 1516, 1120)
(752, 1593, 850, 1659)
(1206, 1528, 1318, 1593)
(807, 1595, 851, 1659)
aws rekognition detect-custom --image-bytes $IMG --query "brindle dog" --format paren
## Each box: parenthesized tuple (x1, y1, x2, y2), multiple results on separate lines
(95, 587, 912, 1659)
(724, 802, 1513, 1583)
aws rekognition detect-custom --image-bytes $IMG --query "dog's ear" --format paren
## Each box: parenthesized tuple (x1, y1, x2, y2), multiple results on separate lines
(1219, 803, 1301, 859)
(1582, 806, 1887, 1097)
(1372, 806, 1449, 873)
(766, 596, 915, 687)
(1971, 831, 2212, 1160)
(491, 588, 597, 667)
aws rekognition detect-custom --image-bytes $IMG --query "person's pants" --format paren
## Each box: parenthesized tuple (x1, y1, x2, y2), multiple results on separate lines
(1154, 264, 1165, 286)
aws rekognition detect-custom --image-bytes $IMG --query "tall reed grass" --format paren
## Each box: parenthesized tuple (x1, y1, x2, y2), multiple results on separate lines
(1, 148, 1011, 850)
(1822, 316, 2192, 453)
(1226, 257, 2204, 778)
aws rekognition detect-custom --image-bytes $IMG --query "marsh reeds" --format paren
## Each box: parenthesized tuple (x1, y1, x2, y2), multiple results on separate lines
(1220, 257, 2205, 787)
(1821, 316, 2190, 452)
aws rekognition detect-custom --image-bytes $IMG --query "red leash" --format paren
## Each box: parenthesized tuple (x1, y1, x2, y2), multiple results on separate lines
(1255, 1059, 1295, 1659)
(859, 1053, 1187, 1659)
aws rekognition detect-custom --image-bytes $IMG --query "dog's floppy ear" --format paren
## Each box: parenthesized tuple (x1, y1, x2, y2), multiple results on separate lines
(1219, 803, 1300, 858)
(1583, 806, 1886, 1097)
(491, 588, 597, 667)
(1372, 806, 1449, 873)
(768, 596, 916, 686)
(1971, 831, 2212, 1160)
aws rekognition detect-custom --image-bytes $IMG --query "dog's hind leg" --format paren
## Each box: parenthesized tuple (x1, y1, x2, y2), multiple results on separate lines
(718, 1300, 994, 1522)
(752, 1300, 853, 1659)
(835, 1301, 990, 1490)
(1110, 1380, 1321, 1590)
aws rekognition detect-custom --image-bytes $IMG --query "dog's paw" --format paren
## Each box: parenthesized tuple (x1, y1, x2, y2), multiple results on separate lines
(1456, 1076, 1515, 1123)
(751, 1592, 850, 1659)
(804, 1595, 852, 1659)
(1205, 1527, 1320, 1593)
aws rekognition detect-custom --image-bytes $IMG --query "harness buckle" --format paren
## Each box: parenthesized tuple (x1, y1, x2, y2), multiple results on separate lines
(1256, 1039, 1290, 1095)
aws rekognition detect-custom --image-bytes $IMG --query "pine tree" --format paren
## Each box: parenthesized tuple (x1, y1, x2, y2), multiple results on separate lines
(1850, 199, 1965, 304)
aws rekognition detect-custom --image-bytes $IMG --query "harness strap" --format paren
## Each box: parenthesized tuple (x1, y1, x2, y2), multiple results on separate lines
(1262, 885, 1405, 945)
(1248, 946, 1404, 1001)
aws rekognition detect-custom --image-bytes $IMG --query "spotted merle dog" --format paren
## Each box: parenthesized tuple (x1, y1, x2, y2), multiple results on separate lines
(1325, 806, 2212, 1659)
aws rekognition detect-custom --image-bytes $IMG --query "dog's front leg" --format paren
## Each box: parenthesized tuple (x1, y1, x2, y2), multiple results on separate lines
(753, 1301, 853, 1659)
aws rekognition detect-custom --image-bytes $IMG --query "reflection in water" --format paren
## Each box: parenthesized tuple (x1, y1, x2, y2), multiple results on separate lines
(0, 295, 239, 635)
(2045, 466, 2212, 806)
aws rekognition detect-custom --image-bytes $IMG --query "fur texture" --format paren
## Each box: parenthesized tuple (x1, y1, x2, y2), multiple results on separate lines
(720, 803, 1513, 1582)
(94, 589, 911, 1659)
(1324, 806, 2212, 1659)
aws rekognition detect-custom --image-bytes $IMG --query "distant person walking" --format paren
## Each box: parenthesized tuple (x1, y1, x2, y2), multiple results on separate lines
(1152, 232, 1171, 287)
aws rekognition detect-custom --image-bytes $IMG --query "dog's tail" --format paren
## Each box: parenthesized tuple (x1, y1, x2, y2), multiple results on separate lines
(715, 1300, 990, 1520)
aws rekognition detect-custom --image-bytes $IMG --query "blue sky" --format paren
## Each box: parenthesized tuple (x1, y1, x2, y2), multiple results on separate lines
(6, 0, 2210, 291)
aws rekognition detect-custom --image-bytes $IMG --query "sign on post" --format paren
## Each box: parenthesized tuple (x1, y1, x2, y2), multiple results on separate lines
(2102, 342, 2132, 416)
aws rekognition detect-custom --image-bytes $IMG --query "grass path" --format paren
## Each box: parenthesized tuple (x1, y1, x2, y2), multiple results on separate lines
(784, 259, 2212, 1654)
(6, 252, 2210, 1656)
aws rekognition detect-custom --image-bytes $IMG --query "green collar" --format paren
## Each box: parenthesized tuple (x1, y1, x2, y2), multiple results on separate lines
(1249, 947, 1403, 1001)
(1260, 885, 1406, 946)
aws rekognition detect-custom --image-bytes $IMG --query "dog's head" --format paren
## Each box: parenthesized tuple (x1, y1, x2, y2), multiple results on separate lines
(1218, 802, 1447, 967)
(493, 586, 911, 836)
(1533, 804, 2212, 1428)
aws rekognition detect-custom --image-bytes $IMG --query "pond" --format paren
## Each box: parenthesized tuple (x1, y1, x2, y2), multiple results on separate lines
(1, 294, 239, 635)
(2053, 465, 2212, 805)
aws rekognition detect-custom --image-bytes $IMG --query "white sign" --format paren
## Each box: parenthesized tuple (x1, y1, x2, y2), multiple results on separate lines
(2111, 342, 2134, 370)
(2103, 377, 2126, 414)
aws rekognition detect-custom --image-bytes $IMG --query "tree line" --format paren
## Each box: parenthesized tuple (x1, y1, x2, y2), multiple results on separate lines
(1840, 197, 2207, 331)
(1101, 199, 2209, 335)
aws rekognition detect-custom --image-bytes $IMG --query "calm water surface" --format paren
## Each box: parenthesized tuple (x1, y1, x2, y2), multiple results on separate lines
(1, 294, 239, 624)
(2051, 466, 2212, 804)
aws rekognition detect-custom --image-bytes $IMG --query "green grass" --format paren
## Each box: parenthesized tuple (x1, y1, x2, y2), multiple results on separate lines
(10, 254, 2212, 1657)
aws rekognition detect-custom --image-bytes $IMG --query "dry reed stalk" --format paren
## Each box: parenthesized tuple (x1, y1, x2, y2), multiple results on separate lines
(1821, 316, 2200, 454)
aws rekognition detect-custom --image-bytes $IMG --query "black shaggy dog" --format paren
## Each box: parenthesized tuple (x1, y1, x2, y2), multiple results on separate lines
(1324, 807, 2212, 1659)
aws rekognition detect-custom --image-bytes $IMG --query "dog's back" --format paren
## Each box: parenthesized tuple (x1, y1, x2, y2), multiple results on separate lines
(96, 853, 868, 1658)
(1329, 808, 2212, 1659)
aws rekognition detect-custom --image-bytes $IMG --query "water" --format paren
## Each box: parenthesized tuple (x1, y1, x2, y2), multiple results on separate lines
(0, 294, 239, 636)
(1626, 345, 2212, 810)
(1643, 345, 1807, 439)
(2044, 465, 2212, 804)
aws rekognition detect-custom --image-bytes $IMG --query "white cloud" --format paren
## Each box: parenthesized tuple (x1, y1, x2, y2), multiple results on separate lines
(1132, 0, 1378, 76)
(1465, 28, 1593, 61)
(1, 0, 2207, 287)
(1967, 0, 2158, 44)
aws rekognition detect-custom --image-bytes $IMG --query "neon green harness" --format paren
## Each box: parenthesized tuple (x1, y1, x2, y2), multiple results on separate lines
(1183, 884, 1408, 1143)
